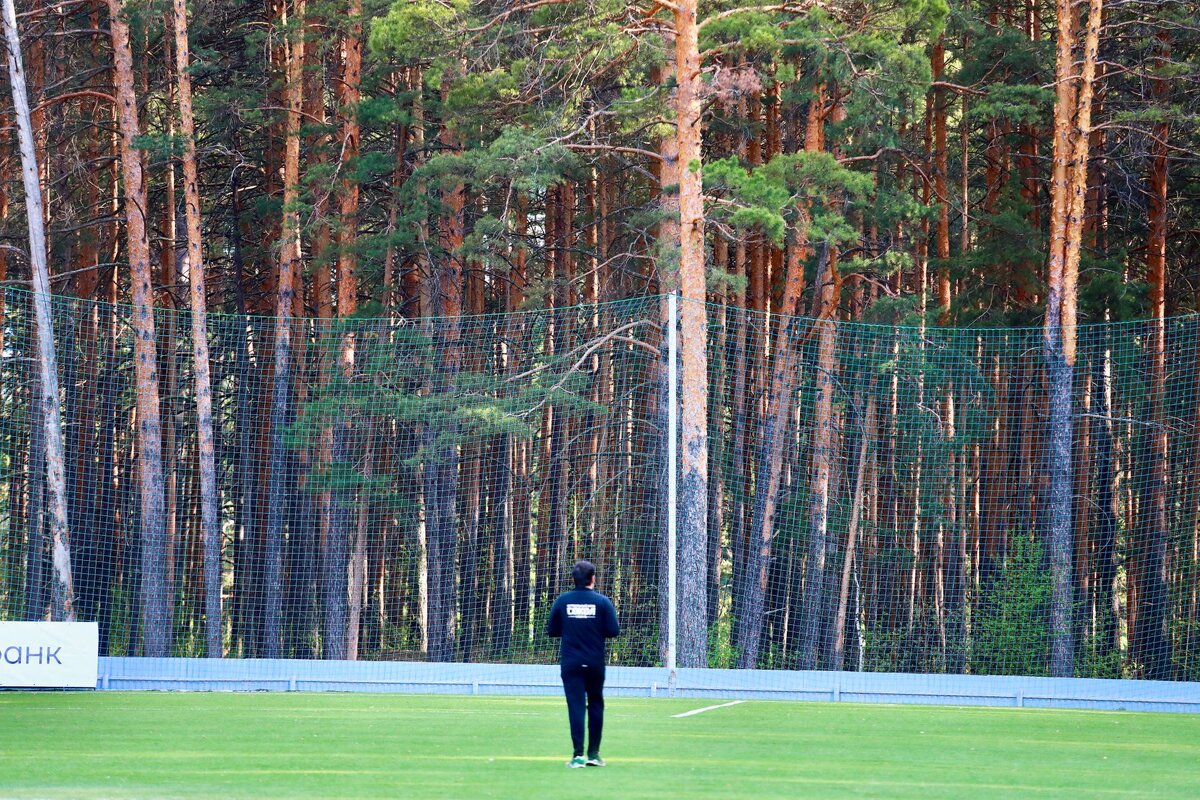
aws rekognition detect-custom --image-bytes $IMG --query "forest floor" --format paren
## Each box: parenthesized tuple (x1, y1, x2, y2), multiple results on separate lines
(1, 691, 1197, 798)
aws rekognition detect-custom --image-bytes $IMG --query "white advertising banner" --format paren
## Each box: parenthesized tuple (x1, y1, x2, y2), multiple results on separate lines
(0, 622, 98, 688)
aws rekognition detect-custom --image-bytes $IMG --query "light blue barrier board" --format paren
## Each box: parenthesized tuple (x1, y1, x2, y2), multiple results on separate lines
(96, 658, 1200, 713)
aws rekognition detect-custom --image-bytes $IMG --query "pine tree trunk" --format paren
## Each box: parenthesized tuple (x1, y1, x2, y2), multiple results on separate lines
(1135, 30, 1171, 679)
(930, 40, 965, 672)
(538, 186, 563, 606)
(728, 245, 751, 646)
(673, 0, 709, 668)
(706, 302, 725, 626)
(1044, 0, 1102, 678)
(26, 362, 46, 620)
(328, 0, 363, 660)
(229, 176, 257, 655)
(457, 259, 484, 661)
(424, 370, 459, 664)
(834, 396, 874, 670)
(266, 0, 305, 659)
(0, 112, 6, 362)
(107, 0, 168, 652)
(490, 425, 514, 656)
(170, 0, 222, 657)
(797, 242, 840, 671)
(1188, 308, 1200, 668)
(302, 4, 333, 660)
(71, 101, 106, 639)
(738, 90, 822, 669)
(583, 171, 601, 560)
(94, 254, 119, 653)
(509, 196, 530, 644)
(1091, 348, 1118, 659)
(159, 65, 180, 636)
(907, 97, 931, 647)
(425, 81, 464, 662)
(548, 183, 572, 599)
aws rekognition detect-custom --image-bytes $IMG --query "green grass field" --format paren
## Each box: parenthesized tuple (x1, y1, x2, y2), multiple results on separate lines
(1, 692, 1197, 799)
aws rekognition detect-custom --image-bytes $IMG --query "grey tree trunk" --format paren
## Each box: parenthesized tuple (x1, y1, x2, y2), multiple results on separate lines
(25, 369, 46, 619)
(1045, 346, 1075, 676)
(737, 314, 799, 669)
(423, 312, 460, 663)
(93, 297, 118, 652)
(833, 396, 873, 670)
(3, 0, 75, 621)
(323, 417, 351, 660)
(1091, 347, 1119, 657)
(490, 431, 514, 656)
(424, 419, 459, 662)
(728, 306, 752, 661)
(799, 250, 839, 671)
(229, 180, 258, 654)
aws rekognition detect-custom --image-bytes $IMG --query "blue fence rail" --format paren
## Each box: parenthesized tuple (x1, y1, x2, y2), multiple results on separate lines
(95, 658, 1200, 713)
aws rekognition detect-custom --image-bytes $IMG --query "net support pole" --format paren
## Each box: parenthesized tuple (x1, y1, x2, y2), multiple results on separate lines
(666, 291, 678, 680)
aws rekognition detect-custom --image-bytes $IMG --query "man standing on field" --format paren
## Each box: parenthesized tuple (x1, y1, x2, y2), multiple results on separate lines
(547, 560, 620, 768)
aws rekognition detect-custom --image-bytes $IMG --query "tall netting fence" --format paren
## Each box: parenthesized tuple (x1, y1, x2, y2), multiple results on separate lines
(0, 289, 668, 665)
(707, 300, 1199, 681)
(2, 288, 1198, 681)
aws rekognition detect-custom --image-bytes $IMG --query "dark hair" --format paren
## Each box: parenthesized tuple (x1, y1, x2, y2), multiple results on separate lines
(572, 560, 596, 589)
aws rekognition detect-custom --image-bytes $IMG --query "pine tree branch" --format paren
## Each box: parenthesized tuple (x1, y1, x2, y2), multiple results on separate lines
(644, 0, 683, 17)
(32, 89, 116, 112)
(699, 2, 819, 31)
(565, 144, 665, 163)
(467, 0, 577, 34)
(929, 81, 985, 97)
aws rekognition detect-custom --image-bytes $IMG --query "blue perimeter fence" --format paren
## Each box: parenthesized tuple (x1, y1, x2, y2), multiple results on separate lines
(95, 658, 1200, 713)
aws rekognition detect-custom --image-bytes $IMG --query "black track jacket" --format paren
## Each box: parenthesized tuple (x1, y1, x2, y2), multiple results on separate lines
(546, 588, 620, 669)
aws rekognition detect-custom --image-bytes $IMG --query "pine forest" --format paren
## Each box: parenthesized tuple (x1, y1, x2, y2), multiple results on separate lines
(1, 0, 1199, 681)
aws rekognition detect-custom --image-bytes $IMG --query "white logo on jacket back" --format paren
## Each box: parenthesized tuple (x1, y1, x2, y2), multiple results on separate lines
(567, 604, 597, 619)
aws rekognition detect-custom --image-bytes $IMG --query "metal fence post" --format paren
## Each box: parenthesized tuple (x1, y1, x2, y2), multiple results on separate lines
(667, 291, 678, 678)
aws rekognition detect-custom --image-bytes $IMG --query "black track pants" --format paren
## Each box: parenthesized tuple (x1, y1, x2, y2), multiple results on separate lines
(561, 664, 605, 758)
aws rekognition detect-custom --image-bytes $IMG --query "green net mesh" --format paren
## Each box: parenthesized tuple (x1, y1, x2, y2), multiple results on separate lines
(1, 288, 1197, 681)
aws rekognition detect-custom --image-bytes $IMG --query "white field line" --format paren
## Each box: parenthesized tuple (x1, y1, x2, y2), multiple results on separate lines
(671, 700, 745, 718)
